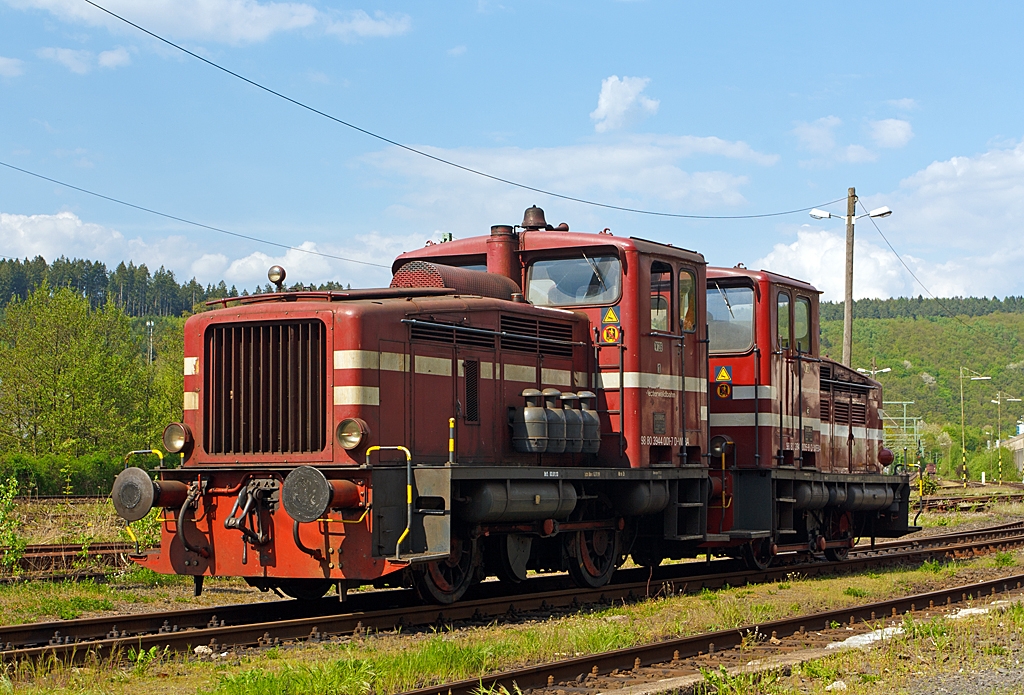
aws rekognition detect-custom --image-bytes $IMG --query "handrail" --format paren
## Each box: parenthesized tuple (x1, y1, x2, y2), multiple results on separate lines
(365, 446, 413, 561)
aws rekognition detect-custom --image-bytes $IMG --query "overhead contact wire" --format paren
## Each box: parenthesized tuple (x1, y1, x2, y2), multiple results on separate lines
(83, 0, 842, 221)
(0, 160, 391, 269)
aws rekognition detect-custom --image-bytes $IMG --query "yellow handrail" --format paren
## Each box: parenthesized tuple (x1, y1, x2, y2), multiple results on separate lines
(365, 445, 413, 561)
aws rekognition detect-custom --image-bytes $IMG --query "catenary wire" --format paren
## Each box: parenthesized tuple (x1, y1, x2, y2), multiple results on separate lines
(856, 199, 972, 329)
(0, 160, 391, 269)
(81, 0, 845, 221)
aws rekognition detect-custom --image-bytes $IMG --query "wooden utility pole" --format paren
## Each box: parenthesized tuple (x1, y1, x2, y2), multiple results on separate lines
(842, 187, 856, 367)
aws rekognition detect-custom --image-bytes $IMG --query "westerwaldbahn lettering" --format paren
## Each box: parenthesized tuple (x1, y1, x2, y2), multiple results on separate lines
(111, 206, 914, 604)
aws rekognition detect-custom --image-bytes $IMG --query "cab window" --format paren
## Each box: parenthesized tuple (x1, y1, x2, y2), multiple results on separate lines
(650, 262, 672, 332)
(527, 254, 621, 307)
(794, 296, 811, 353)
(679, 269, 696, 333)
(777, 292, 791, 350)
(707, 282, 755, 353)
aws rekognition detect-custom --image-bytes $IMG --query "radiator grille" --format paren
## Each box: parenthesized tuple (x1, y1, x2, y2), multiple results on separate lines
(464, 360, 479, 422)
(204, 320, 327, 455)
(499, 315, 574, 357)
(409, 321, 495, 349)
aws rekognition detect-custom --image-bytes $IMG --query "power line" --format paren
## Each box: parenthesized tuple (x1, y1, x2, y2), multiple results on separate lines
(856, 198, 972, 329)
(0, 160, 391, 269)
(82, 0, 843, 221)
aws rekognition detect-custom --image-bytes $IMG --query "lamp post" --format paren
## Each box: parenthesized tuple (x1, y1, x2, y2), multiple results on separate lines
(960, 366, 991, 487)
(991, 392, 1022, 485)
(810, 189, 892, 368)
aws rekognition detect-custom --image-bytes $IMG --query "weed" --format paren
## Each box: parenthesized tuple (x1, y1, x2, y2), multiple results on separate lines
(920, 559, 942, 573)
(699, 587, 718, 602)
(801, 659, 839, 681)
(776, 581, 791, 590)
(696, 664, 778, 694)
(844, 587, 868, 598)
(0, 477, 25, 573)
(128, 645, 166, 674)
(993, 551, 1016, 568)
(830, 620, 841, 629)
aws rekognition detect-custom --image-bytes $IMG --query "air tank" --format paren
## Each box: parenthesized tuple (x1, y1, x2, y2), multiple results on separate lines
(578, 391, 601, 454)
(561, 392, 584, 454)
(542, 388, 566, 454)
(512, 388, 547, 453)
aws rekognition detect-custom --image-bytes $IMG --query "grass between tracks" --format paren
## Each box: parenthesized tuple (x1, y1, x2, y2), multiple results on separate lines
(4, 544, 1024, 695)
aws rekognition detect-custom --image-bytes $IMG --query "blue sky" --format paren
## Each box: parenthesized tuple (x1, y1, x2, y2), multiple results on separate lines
(2, 1, 1024, 300)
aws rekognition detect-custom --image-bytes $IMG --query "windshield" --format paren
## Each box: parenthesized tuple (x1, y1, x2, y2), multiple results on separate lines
(707, 283, 755, 353)
(527, 254, 621, 307)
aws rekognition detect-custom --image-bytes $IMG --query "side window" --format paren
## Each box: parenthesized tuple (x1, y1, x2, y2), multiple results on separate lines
(650, 261, 672, 332)
(794, 296, 811, 353)
(777, 292, 791, 350)
(679, 269, 696, 333)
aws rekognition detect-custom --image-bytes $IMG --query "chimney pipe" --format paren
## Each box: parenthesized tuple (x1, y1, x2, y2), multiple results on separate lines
(486, 224, 519, 288)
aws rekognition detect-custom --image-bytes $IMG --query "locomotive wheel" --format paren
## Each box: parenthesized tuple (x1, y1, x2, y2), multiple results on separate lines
(412, 536, 479, 604)
(742, 537, 774, 571)
(565, 527, 621, 588)
(277, 578, 334, 601)
(493, 534, 532, 584)
(824, 511, 853, 562)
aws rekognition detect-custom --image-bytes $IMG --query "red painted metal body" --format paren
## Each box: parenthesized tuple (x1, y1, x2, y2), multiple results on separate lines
(121, 209, 912, 600)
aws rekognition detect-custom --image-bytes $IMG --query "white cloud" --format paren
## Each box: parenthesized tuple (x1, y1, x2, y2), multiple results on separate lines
(325, 10, 411, 41)
(447, 45, 466, 57)
(793, 116, 841, 154)
(37, 47, 92, 74)
(887, 98, 918, 111)
(840, 144, 878, 163)
(363, 135, 777, 231)
(0, 56, 24, 77)
(870, 119, 913, 149)
(590, 75, 659, 133)
(97, 46, 131, 68)
(0, 211, 127, 259)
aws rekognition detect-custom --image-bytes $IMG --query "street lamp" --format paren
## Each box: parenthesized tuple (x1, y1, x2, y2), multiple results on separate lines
(146, 320, 155, 366)
(810, 188, 893, 368)
(960, 366, 991, 487)
(857, 366, 892, 376)
(991, 392, 1022, 485)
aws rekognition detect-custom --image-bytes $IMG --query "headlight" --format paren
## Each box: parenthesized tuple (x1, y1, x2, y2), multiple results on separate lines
(709, 434, 734, 458)
(163, 422, 193, 454)
(337, 418, 369, 450)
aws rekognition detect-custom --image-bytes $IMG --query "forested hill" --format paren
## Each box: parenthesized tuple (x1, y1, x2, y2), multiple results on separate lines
(821, 296, 1024, 320)
(0, 255, 350, 317)
(821, 313, 1024, 433)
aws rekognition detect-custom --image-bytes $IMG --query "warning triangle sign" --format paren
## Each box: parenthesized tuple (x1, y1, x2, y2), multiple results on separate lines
(715, 366, 732, 382)
(602, 307, 619, 324)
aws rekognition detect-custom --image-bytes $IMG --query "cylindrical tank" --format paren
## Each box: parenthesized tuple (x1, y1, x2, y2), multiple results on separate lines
(578, 391, 601, 454)
(486, 225, 520, 287)
(455, 481, 577, 523)
(612, 480, 670, 515)
(794, 481, 829, 510)
(542, 388, 566, 454)
(512, 389, 547, 453)
(561, 392, 584, 453)
(843, 484, 895, 511)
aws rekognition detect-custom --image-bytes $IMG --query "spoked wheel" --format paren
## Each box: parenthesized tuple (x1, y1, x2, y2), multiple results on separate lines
(412, 536, 480, 604)
(565, 527, 621, 588)
(277, 578, 334, 601)
(824, 511, 853, 562)
(742, 537, 774, 571)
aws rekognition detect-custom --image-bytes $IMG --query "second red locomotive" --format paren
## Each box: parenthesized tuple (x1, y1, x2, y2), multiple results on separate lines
(112, 206, 913, 603)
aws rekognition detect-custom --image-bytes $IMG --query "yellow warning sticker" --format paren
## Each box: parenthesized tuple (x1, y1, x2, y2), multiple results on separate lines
(714, 366, 733, 382)
(602, 307, 619, 324)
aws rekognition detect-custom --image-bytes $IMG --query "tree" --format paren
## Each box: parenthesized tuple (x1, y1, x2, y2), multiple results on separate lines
(0, 284, 150, 456)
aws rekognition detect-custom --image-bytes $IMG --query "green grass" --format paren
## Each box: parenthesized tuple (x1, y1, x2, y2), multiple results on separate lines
(843, 587, 868, 598)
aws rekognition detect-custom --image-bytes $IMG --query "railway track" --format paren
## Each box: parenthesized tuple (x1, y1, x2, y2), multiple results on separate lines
(2, 542, 134, 574)
(917, 492, 1024, 511)
(404, 572, 1024, 695)
(3, 521, 1024, 663)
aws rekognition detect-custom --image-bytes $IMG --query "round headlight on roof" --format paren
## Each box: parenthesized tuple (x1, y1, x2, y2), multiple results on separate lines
(337, 418, 369, 450)
(163, 422, 193, 454)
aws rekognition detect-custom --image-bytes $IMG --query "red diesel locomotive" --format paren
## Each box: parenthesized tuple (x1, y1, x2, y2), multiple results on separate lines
(111, 206, 913, 603)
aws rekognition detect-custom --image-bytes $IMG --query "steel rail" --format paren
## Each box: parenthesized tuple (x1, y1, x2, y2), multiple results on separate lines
(3, 522, 1024, 661)
(400, 572, 1024, 695)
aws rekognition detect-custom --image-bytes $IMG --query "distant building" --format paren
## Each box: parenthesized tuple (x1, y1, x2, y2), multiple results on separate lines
(1006, 431, 1024, 476)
